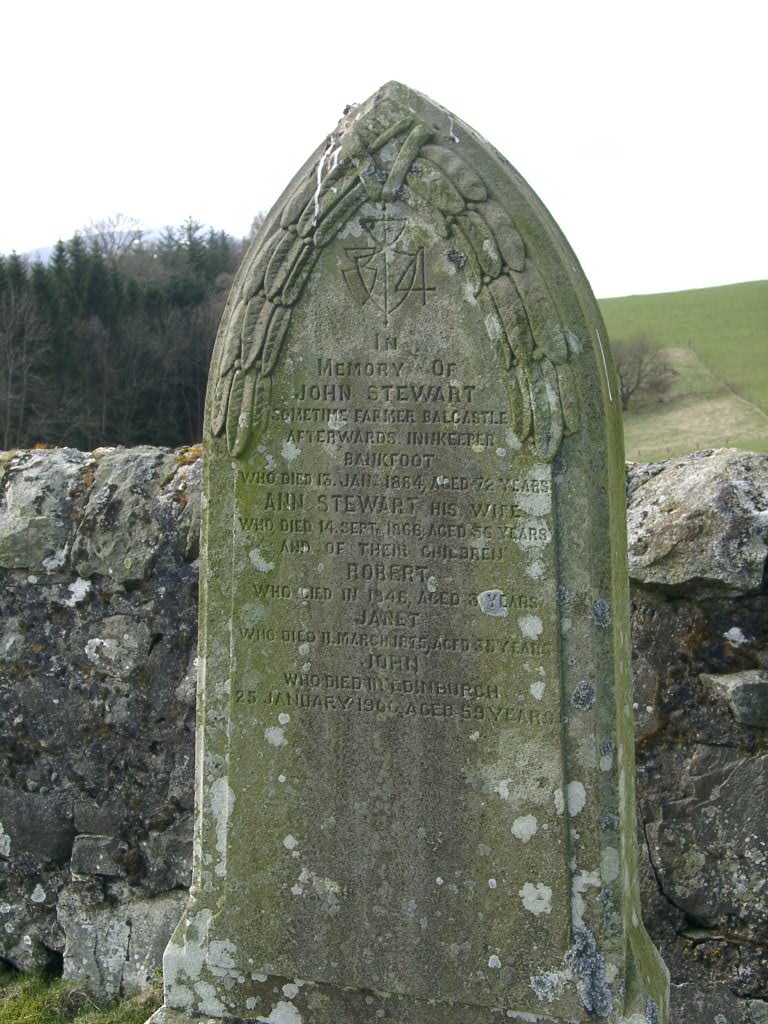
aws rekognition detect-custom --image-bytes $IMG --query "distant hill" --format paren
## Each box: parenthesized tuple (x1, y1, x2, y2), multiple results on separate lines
(598, 281, 768, 461)
(23, 244, 55, 263)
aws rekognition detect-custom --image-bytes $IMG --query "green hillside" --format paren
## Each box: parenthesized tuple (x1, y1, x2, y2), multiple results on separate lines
(599, 280, 768, 409)
(598, 281, 768, 460)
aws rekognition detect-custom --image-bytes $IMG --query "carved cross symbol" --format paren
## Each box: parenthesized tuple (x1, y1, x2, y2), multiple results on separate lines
(343, 212, 435, 325)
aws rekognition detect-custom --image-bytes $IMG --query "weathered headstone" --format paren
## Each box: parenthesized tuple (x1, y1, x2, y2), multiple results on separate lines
(148, 82, 668, 1023)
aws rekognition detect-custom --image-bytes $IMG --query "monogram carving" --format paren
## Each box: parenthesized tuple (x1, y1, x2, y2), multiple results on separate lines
(342, 213, 435, 324)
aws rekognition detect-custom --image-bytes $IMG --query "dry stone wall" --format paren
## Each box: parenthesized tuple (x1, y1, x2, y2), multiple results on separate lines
(0, 445, 201, 996)
(0, 444, 766, 1022)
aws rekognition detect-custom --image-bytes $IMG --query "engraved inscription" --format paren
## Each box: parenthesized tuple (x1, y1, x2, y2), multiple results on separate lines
(234, 321, 560, 729)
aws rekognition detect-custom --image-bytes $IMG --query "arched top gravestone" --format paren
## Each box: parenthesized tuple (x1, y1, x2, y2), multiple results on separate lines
(149, 82, 668, 1024)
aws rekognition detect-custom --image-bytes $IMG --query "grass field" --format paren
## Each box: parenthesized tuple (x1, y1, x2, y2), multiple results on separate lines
(598, 280, 768, 460)
(0, 967, 159, 1024)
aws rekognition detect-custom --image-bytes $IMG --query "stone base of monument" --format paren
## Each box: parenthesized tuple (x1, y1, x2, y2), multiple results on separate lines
(147, 924, 666, 1023)
(145, 1011, 217, 1024)
(147, 983, 658, 1024)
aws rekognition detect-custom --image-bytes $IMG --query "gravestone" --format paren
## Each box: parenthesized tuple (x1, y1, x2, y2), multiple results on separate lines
(148, 82, 668, 1023)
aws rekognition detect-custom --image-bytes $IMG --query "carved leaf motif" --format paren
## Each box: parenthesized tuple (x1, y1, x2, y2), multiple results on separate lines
(420, 145, 487, 202)
(505, 369, 525, 438)
(297, 173, 360, 238)
(382, 124, 432, 201)
(457, 210, 503, 279)
(261, 307, 292, 376)
(356, 159, 385, 203)
(477, 288, 512, 372)
(208, 291, 246, 438)
(219, 299, 245, 376)
(240, 294, 268, 369)
(242, 296, 274, 372)
(511, 268, 568, 364)
(528, 360, 554, 459)
(210, 365, 234, 439)
(281, 174, 319, 231)
(406, 159, 466, 214)
(314, 183, 367, 248)
(556, 363, 580, 435)
(487, 267, 573, 458)
(539, 359, 565, 459)
(480, 201, 526, 272)
(264, 232, 302, 301)
(233, 373, 259, 457)
(397, 185, 451, 239)
(513, 363, 533, 440)
(282, 246, 316, 306)
(252, 376, 271, 434)
(241, 229, 284, 300)
(368, 115, 415, 153)
(448, 221, 483, 295)
(225, 368, 247, 455)
(488, 275, 534, 357)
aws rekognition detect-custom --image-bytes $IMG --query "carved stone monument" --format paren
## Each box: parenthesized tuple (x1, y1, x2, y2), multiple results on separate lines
(148, 82, 669, 1023)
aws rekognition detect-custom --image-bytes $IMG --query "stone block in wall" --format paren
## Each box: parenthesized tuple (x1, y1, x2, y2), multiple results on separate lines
(70, 447, 180, 584)
(0, 789, 74, 867)
(70, 835, 127, 879)
(140, 814, 193, 896)
(0, 448, 91, 571)
(702, 669, 768, 727)
(645, 753, 768, 944)
(671, 984, 768, 1023)
(627, 448, 768, 596)
(58, 882, 187, 999)
(74, 799, 123, 836)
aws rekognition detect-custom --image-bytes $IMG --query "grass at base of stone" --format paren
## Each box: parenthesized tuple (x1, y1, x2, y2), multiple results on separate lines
(0, 966, 161, 1024)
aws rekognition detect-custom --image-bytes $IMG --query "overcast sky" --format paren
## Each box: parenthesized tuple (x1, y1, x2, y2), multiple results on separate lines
(2, 0, 764, 298)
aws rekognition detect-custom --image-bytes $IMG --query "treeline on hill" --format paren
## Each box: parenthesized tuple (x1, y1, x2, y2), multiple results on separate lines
(0, 218, 251, 450)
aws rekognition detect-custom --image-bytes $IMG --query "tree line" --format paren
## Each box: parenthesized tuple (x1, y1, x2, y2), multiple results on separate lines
(1, 213, 673, 451)
(0, 217, 250, 450)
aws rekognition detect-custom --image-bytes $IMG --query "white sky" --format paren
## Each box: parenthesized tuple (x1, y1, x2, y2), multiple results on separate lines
(2, 0, 765, 297)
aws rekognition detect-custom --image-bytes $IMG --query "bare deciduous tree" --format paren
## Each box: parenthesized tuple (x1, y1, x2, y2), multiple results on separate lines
(0, 288, 50, 448)
(613, 334, 675, 411)
(82, 213, 144, 260)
